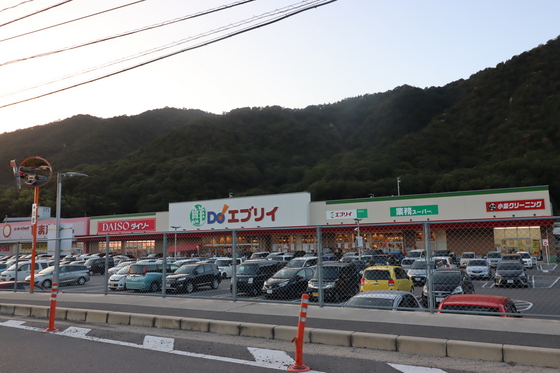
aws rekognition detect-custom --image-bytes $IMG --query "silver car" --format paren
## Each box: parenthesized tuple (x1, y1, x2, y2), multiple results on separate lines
(26, 264, 90, 288)
(466, 258, 491, 279)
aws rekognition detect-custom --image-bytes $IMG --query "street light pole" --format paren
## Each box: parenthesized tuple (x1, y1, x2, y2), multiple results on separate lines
(397, 177, 401, 196)
(171, 226, 181, 259)
(45, 171, 88, 332)
(354, 218, 363, 259)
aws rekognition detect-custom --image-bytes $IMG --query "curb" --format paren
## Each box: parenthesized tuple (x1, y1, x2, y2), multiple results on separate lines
(1, 302, 559, 369)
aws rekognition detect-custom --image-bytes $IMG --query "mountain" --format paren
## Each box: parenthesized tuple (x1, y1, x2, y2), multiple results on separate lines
(0, 36, 559, 218)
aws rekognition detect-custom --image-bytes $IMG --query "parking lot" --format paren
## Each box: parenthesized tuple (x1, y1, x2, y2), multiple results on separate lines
(54, 262, 560, 317)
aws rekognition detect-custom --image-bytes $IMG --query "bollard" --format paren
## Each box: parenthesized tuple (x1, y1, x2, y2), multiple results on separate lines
(288, 293, 311, 372)
(43, 283, 59, 332)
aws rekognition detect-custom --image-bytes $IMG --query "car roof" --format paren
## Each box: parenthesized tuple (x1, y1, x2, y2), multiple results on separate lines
(364, 265, 401, 271)
(352, 290, 412, 299)
(440, 294, 509, 306)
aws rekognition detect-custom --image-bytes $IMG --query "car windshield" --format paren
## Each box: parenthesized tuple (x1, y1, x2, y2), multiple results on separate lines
(410, 261, 434, 269)
(273, 268, 299, 279)
(346, 297, 393, 308)
(6, 263, 18, 271)
(286, 259, 306, 267)
(487, 252, 501, 258)
(117, 266, 130, 274)
(215, 259, 230, 267)
(313, 267, 340, 280)
(440, 305, 499, 314)
(174, 265, 197, 274)
(408, 251, 423, 258)
(432, 272, 461, 284)
(363, 270, 391, 280)
(38, 266, 55, 275)
(518, 253, 530, 258)
(497, 263, 523, 271)
(462, 253, 475, 258)
(128, 265, 152, 275)
(468, 260, 487, 266)
(237, 264, 258, 275)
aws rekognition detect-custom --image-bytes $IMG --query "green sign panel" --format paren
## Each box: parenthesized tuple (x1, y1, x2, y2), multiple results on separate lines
(356, 209, 368, 218)
(390, 205, 439, 217)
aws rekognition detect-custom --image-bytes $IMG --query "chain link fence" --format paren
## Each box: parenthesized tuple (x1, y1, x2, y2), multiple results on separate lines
(3, 217, 559, 319)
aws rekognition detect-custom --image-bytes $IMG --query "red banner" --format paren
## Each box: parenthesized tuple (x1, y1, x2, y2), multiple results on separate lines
(486, 199, 545, 212)
(98, 218, 156, 234)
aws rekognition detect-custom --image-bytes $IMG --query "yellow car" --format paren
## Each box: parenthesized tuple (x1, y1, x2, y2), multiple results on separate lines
(360, 266, 414, 293)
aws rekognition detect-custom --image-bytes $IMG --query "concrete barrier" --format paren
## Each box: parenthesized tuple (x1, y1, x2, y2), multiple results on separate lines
(503, 344, 560, 369)
(310, 328, 352, 347)
(30, 305, 49, 319)
(447, 340, 503, 362)
(397, 335, 447, 357)
(0, 304, 15, 315)
(107, 311, 131, 326)
(239, 322, 275, 339)
(86, 310, 108, 324)
(66, 309, 87, 322)
(13, 305, 32, 317)
(209, 320, 240, 336)
(352, 332, 397, 351)
(180, 317, 209, 332)
(274, 325, 308, 342)
(154, 315, 181, 329)
(130, 314, 155, 327)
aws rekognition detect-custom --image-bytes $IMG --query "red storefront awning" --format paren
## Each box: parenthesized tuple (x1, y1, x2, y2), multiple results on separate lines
(166, 244, 200, 253)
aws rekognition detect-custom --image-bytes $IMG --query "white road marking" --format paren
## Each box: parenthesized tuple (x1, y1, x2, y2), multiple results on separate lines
(0, 320, 325, 372)
(389, 363, 447, 372)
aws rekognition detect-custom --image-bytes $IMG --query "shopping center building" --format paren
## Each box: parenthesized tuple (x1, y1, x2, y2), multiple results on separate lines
(0, 185, 556, 259)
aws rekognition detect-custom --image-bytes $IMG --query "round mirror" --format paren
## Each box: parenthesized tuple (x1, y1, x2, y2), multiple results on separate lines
(18, 156, 52, 187)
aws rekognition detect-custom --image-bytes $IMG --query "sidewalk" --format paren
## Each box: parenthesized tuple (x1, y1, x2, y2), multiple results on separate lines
(1, 291, 560, 368)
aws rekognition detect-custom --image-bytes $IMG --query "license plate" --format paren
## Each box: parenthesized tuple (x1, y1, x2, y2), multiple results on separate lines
(415, 277, 421, 281)
(267, 289, 273, 294)
(436, 297, 444, 302)
(507, 280, 514, 284)
(312, 292, 319, 297)
(166, 284, 172, 288)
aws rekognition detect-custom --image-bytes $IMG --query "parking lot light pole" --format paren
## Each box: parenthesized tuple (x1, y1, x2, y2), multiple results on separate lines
(171, 226, 181, 259)
(354, 218, 363, 259)
(45, 172, 88, 332)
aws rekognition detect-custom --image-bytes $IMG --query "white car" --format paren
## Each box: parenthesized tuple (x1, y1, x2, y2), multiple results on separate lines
(108, 264, 134, 290)
(466, 258, 491, 279)
(459, 252, 476, 267)
(214, 257, 241, 279)
(432, 256, 457, 269)
(0, 260, 50, 281)
(517, 252, 535, 269)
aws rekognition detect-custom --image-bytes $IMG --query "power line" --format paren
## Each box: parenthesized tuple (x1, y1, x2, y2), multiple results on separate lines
(0, 0, 37, 14)
(0, 0, 338, 109)
(0, 0, 75, 28)
(0, 0, 147, 44)
(0, 0, 255, 67)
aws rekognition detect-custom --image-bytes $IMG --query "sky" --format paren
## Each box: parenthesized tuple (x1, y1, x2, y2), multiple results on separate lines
(0, 0, 559, 134)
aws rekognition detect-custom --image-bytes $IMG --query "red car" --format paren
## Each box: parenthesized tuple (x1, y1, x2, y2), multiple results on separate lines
(437, 294, 522, 317)
(0, 281, 47, 292)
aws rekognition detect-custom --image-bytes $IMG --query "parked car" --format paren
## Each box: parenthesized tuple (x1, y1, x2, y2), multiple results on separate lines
(422, 268, 475, 306)
(249, 252, 270, 260)
(26, 264, 90, 288)
(406, 249, 425, 259)
(494, 261, 528, 288)
(344, 290, 422, 311)
(306, 262, 361, 303)
(0, 263, 8, 274)
(285, 256, 317, 268)
(262, 267, 314, 299)
(367, 255, 390, 266)
(0, 281, 47, 292)
(432, 256, 457, 269)
(215, 257, 241, 279)
(517, 252, 536, 269)
(486, 251, 502, 267)
(400, 257, 416, 270)
(438, 294, 522, 317)
(407, 259, 437, 286)
(501, 254, 523, 264)
(125, 261, 179, 292)
(465, 258, 491, 279)
(165, 262, 221, 293)
(0, 260, 50, 281)
(108, 265, 134, 291)
(230, 259, 280, 296)
(267, 252, 295, 264)
(85, 256, 115, 275)
(459, 252, 476, 267)
(360, 266, 414, 293)
(351, 260, 369, 276)
(388, 251, 406, 265)
(108, 259, 137, 275)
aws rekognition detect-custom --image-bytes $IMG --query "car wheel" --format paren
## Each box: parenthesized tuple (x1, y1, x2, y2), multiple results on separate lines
(77, 277, 86, 285)
(211, 278, 219, 289)
(185, 282, 194, 293)
(149, 282, 160, 292)
(42, 279, 52, 288)
(222, 272, 227, 280)
(251, 287, 260, 297)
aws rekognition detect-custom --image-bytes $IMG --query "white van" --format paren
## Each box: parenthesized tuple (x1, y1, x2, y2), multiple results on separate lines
(0, 260, 50, 281)
(214, 257, 241, 279)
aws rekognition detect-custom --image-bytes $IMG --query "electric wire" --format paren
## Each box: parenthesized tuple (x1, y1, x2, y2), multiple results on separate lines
(0, 0, 37, 14)
(0, 0, 147, 44)
(0, 0, 338, 109)
(0, 0, 74, 28)
(0, 0, 255, 66)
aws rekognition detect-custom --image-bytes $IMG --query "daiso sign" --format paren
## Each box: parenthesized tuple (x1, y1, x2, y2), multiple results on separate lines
(170, 192, 310, 230)
(98, 218, 156, 234)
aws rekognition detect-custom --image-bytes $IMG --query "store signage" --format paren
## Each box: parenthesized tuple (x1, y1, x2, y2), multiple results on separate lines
(326, 209, 368, 220)
(390, 205, 439, 217)
(0, 245, 9, 252)
(98, 218, 156, 234)
(486, 199, 545, 212)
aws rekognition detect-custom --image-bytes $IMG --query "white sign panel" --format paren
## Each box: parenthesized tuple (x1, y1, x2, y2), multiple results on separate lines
(169, 192, 310, 230)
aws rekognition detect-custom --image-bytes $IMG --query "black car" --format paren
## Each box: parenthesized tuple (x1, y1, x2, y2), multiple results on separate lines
(231, 260, 280, 296)
(165, 263, 221, 293)
(306, 262, 361, 303)
(85, 257, 115, 275)
(494, 261, 528, 288)
(262, 267, 314, 299)
(421, 268, 475, 306)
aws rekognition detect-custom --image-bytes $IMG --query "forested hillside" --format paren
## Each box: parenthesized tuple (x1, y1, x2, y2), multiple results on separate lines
(1, 36, 559, 218)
